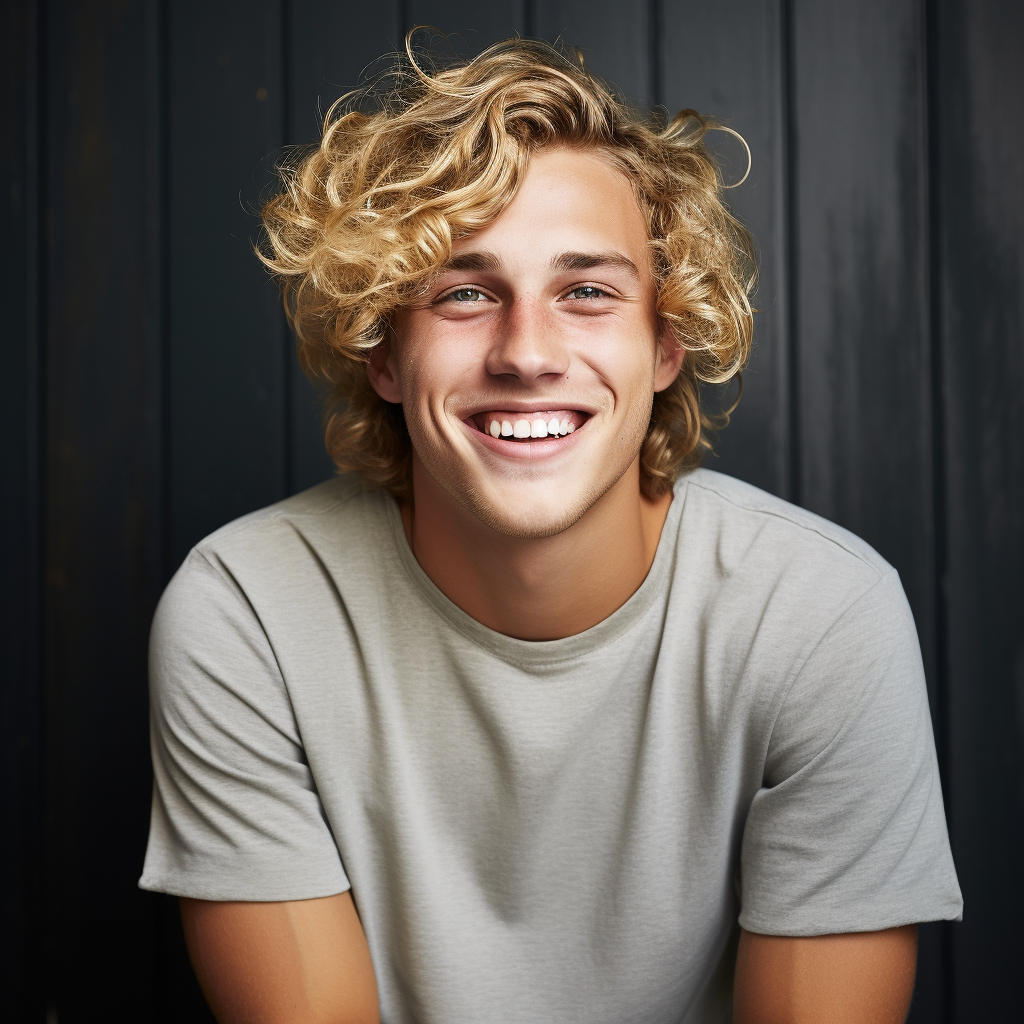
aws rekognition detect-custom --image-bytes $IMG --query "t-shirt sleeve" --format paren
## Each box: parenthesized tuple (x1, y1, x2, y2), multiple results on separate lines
(739, 569, 962, 936)
(138, 548, 350, 901)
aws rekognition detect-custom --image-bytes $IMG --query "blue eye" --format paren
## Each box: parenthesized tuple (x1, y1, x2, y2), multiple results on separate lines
(448, 288, 486, 302)
(567, 286, 606, 300)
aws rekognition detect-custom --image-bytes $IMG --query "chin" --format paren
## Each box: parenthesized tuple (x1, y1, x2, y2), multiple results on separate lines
(410, 427, 642, 540)
(454, 475, 617, 540)
(470, 502, 586, 540)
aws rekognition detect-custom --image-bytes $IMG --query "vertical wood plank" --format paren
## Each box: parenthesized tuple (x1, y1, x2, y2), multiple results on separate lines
(166, 0, 287, 569)
(790, 0, 935, 676)
(934, 1, 1024, 1018)
(285, 1, 402, 495)
(41, 0, 163, 1017)
(0, 0, 43, 1019)
(533, 0, 652, 108)
(660, 0, 790, 499)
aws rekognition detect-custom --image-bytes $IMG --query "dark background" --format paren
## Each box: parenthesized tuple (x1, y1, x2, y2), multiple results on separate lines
(3, 1, 1021, 1021)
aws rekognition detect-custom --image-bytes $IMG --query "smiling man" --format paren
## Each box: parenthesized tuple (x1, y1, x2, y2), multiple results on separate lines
(140, 38, 961, 1024)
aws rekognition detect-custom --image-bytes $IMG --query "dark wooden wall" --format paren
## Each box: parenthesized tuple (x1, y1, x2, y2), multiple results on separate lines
(3, 1, 1021, 1020)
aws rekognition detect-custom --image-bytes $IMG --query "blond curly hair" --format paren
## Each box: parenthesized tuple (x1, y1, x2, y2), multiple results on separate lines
(260, 34, 756, 499)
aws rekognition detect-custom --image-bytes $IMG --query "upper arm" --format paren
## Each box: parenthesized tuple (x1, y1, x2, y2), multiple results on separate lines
(733, 925, 917, 1024)
(180, 891, 379, 1024)
(149, 553, 373, 1021)
(741, 573, 961, 936)
(141, 551, 348, 902)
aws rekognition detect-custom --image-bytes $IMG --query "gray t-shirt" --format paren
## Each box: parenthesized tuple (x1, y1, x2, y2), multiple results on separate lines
(140, 468, 962, 1024)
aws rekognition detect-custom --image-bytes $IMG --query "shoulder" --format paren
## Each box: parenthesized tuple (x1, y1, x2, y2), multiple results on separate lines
(154, 474, 393, 643)
(182, 473, 395, 589)
(194, 473, 384, 559)
(676, 468, 895, 604)
(669, 470, 910, 680)
(676, 475, 927, 756)
(680, 468, 891, 578)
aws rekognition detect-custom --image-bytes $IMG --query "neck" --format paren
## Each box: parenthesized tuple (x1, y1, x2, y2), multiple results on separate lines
(401, 455, 673, 641)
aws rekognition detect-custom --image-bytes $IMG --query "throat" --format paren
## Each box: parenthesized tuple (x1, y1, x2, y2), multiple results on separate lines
(404, 458, 671, 641)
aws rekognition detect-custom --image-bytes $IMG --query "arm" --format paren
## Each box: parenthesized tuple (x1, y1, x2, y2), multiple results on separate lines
(733, 925, 917, 1024)
(180, 891, 379, 1024)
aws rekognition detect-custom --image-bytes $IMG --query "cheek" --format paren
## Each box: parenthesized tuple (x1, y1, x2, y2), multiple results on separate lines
(394, 354, 467, 450)
(590, 330, 659, 399)
(404, 347, 491, 424)
(392, 337, 441, 407)
(399, 361, 455, 418)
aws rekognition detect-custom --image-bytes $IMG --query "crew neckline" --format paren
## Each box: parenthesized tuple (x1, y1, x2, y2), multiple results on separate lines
(384, 476, 690, 670)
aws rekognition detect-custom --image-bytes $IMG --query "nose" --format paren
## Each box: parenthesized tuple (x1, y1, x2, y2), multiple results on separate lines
(484, 297, 570, 382)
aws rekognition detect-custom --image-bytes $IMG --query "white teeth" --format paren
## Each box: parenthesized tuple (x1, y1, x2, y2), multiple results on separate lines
(486, 414, 577, 440)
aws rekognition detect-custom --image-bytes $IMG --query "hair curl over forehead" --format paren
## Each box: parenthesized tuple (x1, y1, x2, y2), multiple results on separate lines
(260, 34, 756, 499)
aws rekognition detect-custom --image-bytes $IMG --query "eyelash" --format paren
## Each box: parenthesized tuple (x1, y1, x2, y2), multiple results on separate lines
(443, 288, 488, 303)
(438, 284, 610, 304)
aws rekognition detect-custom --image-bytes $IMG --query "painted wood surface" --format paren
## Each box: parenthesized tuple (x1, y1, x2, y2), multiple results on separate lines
(534, 0, 653, 107)
(38, 1, 165, 1019)
(1, 2, 42, 1020)
(4, 1, 1021, 1019)
(166, 0, 289, 571)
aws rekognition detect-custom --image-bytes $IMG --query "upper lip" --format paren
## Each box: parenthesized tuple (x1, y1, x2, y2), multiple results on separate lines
(461, 401, 597, 417)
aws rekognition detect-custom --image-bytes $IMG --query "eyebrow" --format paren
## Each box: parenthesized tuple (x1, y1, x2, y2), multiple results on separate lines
(551, 251, 640, 278)
(440, 249, 641, 278)
(441, 250, 502, 272)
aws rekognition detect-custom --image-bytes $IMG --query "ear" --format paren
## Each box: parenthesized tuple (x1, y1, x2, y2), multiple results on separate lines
(653, 321, 686, 393)
(366, 340, 403, 404)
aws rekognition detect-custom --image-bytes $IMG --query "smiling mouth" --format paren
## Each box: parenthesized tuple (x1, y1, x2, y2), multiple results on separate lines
(469, 410, 589, 441)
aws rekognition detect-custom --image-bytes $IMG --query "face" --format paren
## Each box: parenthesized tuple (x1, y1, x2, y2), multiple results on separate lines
(369, 146, 684, 539)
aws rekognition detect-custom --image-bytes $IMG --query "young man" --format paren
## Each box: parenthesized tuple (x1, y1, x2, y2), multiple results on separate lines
(140, 39, 961, 1024)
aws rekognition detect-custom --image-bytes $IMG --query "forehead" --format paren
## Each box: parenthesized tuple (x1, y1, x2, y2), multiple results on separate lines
(450, 146, 650, 266)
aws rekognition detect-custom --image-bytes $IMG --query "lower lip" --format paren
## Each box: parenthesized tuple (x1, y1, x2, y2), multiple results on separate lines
(463, 420, 585, 458)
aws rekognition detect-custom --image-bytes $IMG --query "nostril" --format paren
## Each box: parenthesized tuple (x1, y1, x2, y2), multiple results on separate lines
(484, 327, 572, 381)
